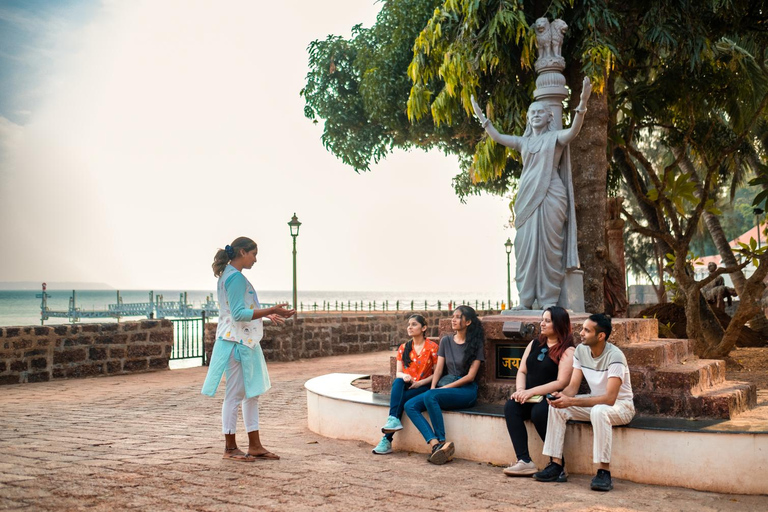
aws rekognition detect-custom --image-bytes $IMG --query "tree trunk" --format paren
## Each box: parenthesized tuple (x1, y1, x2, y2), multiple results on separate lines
(569, 69, 608, 313)
(674, 147, 747, 295)
(702, 254, 768, 358)
(702, 210, 747, 295)
(654, 242, 667, 303)
(678, 256, 724, 354)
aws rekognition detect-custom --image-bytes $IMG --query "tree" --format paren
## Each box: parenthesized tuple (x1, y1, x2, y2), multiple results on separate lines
(303, 0, 768, 343)
(611, 9, 768, 356)
(304, 0, 615, 311)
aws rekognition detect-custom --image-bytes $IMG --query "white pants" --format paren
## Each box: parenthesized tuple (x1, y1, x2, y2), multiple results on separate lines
(542, 396, 635, 464)
(222, 349, 260, 434)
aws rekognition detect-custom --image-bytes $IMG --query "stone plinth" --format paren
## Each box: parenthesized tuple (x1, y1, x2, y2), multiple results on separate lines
(422, 314, 757, 418)
(437, 313, 591, 402)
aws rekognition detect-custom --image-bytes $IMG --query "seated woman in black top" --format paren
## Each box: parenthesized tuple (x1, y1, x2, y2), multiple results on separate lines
(502, 306, 575, 476)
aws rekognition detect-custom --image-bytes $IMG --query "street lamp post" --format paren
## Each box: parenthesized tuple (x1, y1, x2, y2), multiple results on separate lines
(288, 213, 302, 310)
(504, 238, 513, 309)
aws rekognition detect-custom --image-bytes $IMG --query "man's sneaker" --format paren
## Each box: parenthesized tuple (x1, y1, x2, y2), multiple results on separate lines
(427, 441, 455, 465)
(533, 461, 567, 482)
(591, 469, 613, 491)
(371, 436, 392, 455)
(381, 416, 403, 434)
(503, 459, 538, 476)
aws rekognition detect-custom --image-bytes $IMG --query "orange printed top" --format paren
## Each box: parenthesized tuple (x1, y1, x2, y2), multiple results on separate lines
(397, 339, 439, 381)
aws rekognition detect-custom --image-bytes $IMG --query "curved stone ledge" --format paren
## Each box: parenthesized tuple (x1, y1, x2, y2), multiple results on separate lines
(306, 373, 768, 495)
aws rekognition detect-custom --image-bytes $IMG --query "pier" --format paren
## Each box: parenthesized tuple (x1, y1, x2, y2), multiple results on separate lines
(37, 284, 219, 324)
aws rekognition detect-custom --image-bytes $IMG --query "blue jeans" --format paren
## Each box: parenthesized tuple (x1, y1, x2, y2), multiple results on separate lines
(385, 378, 429, 440)
(404, 382, 478, 443)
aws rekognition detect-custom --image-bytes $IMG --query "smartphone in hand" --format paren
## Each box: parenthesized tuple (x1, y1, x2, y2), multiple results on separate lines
(546, 393, 559, 401)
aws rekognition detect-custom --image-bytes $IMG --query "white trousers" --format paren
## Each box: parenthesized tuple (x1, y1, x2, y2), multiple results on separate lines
(222, 349, 260, 434)
(542, 396, 635, 464)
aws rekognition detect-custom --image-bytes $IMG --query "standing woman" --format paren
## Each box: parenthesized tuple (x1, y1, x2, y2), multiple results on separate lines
(404, 305, 485, 465)
(502, 306, 574, 476)
(202, 237, 295, 461)
(373, 314, 439, 455)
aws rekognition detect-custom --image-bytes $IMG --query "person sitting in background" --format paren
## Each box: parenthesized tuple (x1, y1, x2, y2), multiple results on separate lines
(404, 305, 485, 465)
(372, 314, 439, 455)
(534, 313, 634, 492)
(502, 306, 575, 476)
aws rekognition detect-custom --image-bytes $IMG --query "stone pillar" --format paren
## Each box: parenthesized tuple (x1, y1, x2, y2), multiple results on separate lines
(533, 20, 568, 129)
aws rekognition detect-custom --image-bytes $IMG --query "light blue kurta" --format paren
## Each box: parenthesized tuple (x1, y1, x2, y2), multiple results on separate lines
(201, 269, 271, 399)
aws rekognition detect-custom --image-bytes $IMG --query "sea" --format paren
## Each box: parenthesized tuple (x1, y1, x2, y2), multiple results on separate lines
(0, 289, 509, 327)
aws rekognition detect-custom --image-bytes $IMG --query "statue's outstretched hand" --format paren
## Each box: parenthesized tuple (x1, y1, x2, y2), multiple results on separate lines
(470, 95, 488, 126)
(578, 77, 592, 109)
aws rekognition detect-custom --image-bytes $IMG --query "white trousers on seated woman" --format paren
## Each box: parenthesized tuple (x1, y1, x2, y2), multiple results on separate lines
(222, 349, 260, 434)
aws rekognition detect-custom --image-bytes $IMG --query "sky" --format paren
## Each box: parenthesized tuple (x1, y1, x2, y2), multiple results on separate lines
(0, 0, 516, 298)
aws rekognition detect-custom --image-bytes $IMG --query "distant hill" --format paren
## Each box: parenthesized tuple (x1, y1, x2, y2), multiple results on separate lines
(0, 282, 115, 291)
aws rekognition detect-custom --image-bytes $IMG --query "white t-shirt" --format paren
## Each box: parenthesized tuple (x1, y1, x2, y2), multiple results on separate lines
(573, 343, 633, 401)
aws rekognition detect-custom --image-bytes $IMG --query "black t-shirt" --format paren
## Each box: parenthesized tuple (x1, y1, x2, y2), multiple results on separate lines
(525, 339, 560, 389)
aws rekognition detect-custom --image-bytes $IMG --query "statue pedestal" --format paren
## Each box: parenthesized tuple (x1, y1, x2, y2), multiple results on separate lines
(438, 313, 591, 402)
(558, 269, 585, 312)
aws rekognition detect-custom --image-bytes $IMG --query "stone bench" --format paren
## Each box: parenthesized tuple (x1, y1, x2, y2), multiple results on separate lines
(306, 372, 768, 495)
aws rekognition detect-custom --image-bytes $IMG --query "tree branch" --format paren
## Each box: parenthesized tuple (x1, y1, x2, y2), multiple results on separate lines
(621, 206, 677, 248)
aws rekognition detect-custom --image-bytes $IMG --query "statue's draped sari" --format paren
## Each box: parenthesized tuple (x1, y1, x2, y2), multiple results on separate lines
(514, 130, 579, 308)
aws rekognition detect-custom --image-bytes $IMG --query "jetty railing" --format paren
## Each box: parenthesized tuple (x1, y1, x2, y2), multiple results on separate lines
(37, 286, 510, 325)
(296, 299, 511, 312)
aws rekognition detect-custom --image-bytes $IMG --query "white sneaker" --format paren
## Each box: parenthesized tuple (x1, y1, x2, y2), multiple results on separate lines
(503, 459, 538, 476)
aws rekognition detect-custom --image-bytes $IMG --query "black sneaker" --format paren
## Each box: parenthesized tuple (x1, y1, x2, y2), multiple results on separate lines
(533, 461, 567, 482)
(591, 469, 613, 491)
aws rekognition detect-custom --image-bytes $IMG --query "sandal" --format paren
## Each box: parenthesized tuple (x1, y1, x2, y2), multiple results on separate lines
(223, 447, 256, 462)
(248, 450, 280, 460)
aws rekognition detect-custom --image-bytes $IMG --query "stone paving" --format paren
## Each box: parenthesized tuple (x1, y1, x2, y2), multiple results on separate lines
(1, 351, 766, 511)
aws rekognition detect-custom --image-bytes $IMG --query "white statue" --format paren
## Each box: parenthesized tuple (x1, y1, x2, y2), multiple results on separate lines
(534, 18, 552, 59)
(550, 19, 568, 58)
(471, 77, 592, 310)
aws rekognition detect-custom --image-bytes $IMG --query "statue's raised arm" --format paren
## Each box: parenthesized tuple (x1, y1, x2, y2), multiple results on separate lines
(471, 95, 522, 151)
(557, 76, 592, 146)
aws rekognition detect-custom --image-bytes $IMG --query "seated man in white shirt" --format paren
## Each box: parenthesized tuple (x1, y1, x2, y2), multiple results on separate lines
(533, 313, 635, 492)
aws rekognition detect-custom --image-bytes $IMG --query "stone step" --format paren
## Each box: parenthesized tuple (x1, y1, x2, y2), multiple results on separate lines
(371, 374, 392, 393)
(622, 338, 691, 367)
(605, 318, 660, 346)
(634, 381, 757, 419)
(684, 381, 757, 419)
(651, 359, 726, 394)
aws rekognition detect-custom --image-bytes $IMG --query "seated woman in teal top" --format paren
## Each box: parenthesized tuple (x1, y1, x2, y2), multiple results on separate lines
(202, 236, 295, 462)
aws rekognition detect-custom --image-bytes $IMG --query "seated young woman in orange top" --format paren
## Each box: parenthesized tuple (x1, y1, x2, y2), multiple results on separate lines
(372, 314, 438, 455)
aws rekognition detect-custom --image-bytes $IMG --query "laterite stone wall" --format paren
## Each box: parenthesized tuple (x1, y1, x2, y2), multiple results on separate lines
(204, 310, 498, 363)
(0, 320, 174, 385)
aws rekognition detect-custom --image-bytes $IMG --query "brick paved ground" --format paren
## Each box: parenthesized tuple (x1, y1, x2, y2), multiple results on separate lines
(1, 351, 766, 511)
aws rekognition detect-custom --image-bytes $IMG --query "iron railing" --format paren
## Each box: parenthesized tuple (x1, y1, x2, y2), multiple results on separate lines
(170, 312, 206, 365)
(297, 299, 510, 312)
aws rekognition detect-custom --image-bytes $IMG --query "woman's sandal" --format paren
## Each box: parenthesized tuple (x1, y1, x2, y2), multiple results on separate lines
(248, 450, 280, 460)
(223, 448, 256, 462)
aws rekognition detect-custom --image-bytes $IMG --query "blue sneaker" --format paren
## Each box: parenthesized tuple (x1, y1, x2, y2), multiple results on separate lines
(372, 436, 392, 455)
(381, 416, 403, 434)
